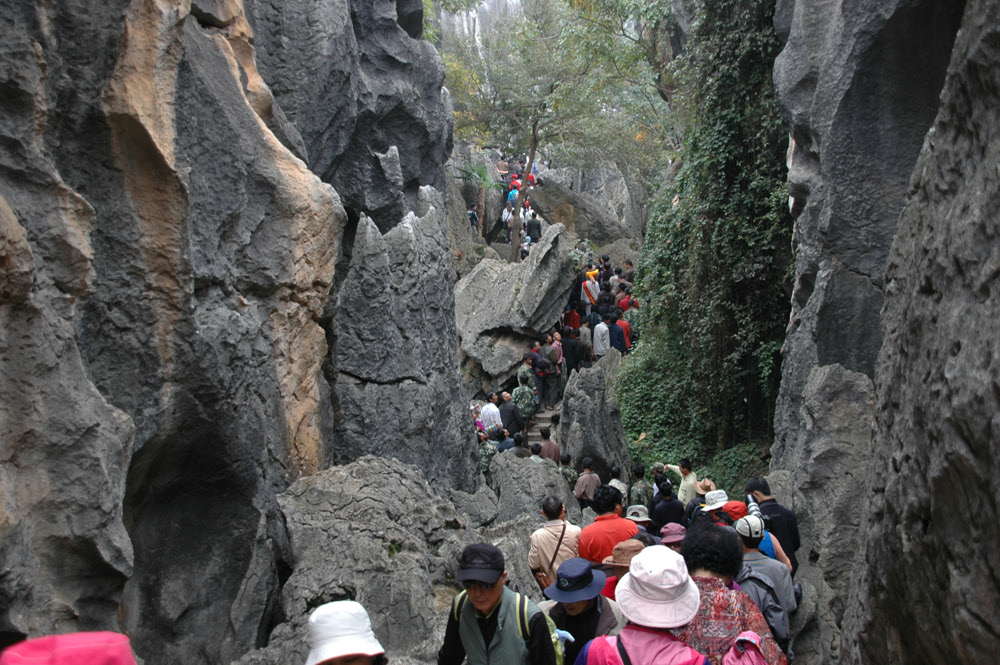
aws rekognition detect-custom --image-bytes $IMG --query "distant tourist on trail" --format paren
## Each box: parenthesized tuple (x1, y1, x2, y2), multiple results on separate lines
(733, 517, 792, 656)
(511, 433, 531, 458)
(608, 313, 627, 355)
(540, 558, 626, 665)
(624, 505, 661, 544)
(651, 479, 685, 532)
(660, 523, 686, 553)
(498, 390, 525, 436)
(526, 211, 542, 244)
(305, 601, 387, 665)
(608, 466, 628, 497)
(538, 426, 560, 463)
(467, 203, 479, 234)
(578, 485, 638, 564)
(560, 453, 579, 488)
(439, 544, 557, 665)
(629, 464, 655, 512)
(599, 539, 646, 601)
(593, 315, 611, 359)
(530, 443, 545, 462)
(735, 515, 797, 623)
(480, 392, 503, 440)
(529, 496, 582, 589)
(573, 457, 602, 511)
(665, 458, 698, 506)
(745, 477, 801, 576)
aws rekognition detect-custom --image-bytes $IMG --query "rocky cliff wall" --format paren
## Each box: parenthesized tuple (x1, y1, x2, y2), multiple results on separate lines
(0, 1, 470, 663)
(770, 0, 971, 662)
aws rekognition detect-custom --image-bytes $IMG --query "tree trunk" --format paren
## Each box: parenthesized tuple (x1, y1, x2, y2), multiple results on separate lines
(511, 123, 539, 260)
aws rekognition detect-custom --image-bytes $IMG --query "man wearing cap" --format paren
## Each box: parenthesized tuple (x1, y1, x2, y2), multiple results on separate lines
(529, 496, 583, 588)
(578, 486, 638, 564)
(439, 544, 557, 665)
(665, 458, 698, 506)
(624, 505, 661, 543)
(736, 515, 797, 614)
(574, 546, 709, 665)
(540, 558, 626, 665)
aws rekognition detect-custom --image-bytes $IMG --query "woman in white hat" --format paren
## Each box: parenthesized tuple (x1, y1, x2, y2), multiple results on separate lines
(304, 601, 387, 665)
(573, 546, 710, 665)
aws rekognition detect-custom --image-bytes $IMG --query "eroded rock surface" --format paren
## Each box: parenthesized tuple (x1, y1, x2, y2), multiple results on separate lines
(529, 178, 639, 246)
(541, 164, 649, 238)
(454, 224, 576, 395)
(770, 0, 965, 660)
(558, 351, 631, 480)
(840, 2, 999, 662)
(488, 452, 582, 526)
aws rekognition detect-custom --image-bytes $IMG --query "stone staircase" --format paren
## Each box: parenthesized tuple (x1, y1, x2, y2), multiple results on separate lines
(526, 401, 560, 446)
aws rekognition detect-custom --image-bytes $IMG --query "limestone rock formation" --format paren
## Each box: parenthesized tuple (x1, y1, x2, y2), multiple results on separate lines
(839, 3, 999, 662)
(234, 456, 472, 665)
(328, 187, 478, 492)
(770, 0, 966, 661)
(558, 351, 631, 480)
(488, 452, 583, 526)
(454, 224, 577, 395)
(541, 164, 649, 238)
(0, 0, 466, 663)
(529, 177, 639, 246)
(245, 0, 453, 231)
(444, 158, 502, 281)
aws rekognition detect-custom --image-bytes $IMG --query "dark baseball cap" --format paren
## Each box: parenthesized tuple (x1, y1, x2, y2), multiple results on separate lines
(457, 543, 505, 583)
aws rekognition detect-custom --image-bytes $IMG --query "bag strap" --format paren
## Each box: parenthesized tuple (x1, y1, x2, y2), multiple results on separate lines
(516, 592, 530, 638)
(616, 635, 633, 665)
(546, 523, 567, 575)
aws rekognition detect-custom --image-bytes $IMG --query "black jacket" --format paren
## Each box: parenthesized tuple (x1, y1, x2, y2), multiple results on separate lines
(499, 400, 525, 434)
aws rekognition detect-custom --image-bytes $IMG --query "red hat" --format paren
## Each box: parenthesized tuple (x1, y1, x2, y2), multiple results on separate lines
(721, 500, 749, 522)
(0, 633, 138, 665)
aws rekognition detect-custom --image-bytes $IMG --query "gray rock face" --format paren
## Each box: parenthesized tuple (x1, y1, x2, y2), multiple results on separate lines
(444, 155, 502, 281)
(488, 453, 583, 526)
(328, 187, 478, 492)
(0, 1, 462, 663)
(542, 164, 649, 238)
(454, 224, 577, 394)
(840, 3, 1000, 662)
(245, 0, 453, 231)
(557, 351, 631, 480)
(766, 365, 874, 664)
(529, 177, 639, 246)
(770, 0, 965, 661)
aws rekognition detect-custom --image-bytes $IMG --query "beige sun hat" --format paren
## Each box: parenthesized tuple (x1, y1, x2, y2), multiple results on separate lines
(614, 545, 700, 629)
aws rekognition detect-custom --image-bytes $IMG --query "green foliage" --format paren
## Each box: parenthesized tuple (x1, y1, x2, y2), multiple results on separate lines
(618, 0, 792, 471)
(453, 164, 503, 189)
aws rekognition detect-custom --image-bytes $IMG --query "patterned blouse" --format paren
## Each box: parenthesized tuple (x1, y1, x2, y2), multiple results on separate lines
(668, 576, 787, 665)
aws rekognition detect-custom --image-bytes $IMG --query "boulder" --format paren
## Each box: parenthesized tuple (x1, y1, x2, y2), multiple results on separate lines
(839, 3, 1000, 663)
(233, 456, 476, 665)
(529, 177, 639, 246)
(765, 365, 874, 664)
(328, 187, 479, 492)
(557, 351, 631, 481)
(770, 0, 965, 661)
(454, 224, 577, 395)
(541, 164, 649, 238)
(488, 452, 583, 526)
(245, 0, 452, 231)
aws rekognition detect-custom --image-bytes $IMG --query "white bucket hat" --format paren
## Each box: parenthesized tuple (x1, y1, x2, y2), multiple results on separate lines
(615, 545, 700, 629)
(305, 601, 384, 665)
(703, 489, 729, 512)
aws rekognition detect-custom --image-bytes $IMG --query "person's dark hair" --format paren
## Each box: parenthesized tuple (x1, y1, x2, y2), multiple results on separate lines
(681, 524, 743, 579)
(373, 654, 389, 665)
(739, 529, 764, 550)
(602, 254, 610, 262)
(679, 458, 692, 472)
(610, 314, 619, 323)
(538, 336, 548, 346)
(657, 479, 673, 498)
(631, 531, 658, 547)
(615, 308, 624, 317)
(582, 457, 594, 469)
(745, 477, 772, 495)
(531, 442, 542, 455)
(602, 314, 611, 322)
(513, 433, 524, 446)
(560, 453, 572, 466)
(625, 260, 633, 267)
(593, 485, 623, 514)
(610, 466, 622, 479)
(633, 463, 645, 479)
(540, 426, 550, 439)
(572, 328, 580, 338)
(522, 353, 532, 362)
(487, 391, 498, 402)
(614, 267, 622, 275)
(541, 495, 564, 519)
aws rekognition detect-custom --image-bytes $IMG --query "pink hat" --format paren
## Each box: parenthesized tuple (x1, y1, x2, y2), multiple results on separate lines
(0, 632, 137, 665)
(660, 522, 686, 544)
(614, 546, 700, 629)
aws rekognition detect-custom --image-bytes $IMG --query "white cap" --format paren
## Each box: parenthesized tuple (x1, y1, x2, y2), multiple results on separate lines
(305, 601, 384, 665)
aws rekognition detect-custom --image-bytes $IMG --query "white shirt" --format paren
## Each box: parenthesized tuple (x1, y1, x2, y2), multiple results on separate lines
(480, 402, 502, 429)
(593, 322, 611, 356)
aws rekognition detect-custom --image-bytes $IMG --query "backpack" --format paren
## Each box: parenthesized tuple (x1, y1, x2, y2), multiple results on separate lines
(721, 632, 769, 665)
(452, 589, 565, 665)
